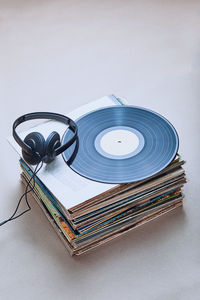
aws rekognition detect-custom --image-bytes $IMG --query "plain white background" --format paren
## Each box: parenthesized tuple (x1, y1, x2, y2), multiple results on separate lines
(0, 1, 200, 299)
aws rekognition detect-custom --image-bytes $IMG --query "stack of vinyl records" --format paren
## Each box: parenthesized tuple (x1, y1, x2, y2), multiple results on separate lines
(8, 95, 186, 256)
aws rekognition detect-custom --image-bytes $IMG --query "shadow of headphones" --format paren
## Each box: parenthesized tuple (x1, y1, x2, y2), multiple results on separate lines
(13, 112, 78, 165)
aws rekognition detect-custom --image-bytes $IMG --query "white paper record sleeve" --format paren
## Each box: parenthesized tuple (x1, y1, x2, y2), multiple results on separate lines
(7, 95, 126, 209)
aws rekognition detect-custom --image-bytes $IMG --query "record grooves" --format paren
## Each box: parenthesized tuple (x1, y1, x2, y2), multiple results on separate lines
(62, 106, 179, 184)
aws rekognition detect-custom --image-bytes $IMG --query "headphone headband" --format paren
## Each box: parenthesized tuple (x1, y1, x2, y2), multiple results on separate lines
(13, 112, 78, 157)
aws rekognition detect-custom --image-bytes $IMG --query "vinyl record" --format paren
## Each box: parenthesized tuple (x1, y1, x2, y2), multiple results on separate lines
(62, 106, 179, 184)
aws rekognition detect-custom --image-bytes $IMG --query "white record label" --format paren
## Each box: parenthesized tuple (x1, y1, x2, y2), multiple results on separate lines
(95, 126, 145, 159)
(100, 129, 139, 155)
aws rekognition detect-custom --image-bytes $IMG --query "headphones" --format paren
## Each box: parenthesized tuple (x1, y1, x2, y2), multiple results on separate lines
(13, 112, 78, 165)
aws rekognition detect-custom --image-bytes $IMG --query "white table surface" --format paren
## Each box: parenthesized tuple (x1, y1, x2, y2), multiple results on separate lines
(0, 1, 199, 299)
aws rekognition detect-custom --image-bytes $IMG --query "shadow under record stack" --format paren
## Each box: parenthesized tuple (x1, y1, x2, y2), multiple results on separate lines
(9, 95, 186, 255)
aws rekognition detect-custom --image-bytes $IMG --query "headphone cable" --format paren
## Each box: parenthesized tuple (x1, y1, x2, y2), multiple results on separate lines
(0, 161, 43, 226)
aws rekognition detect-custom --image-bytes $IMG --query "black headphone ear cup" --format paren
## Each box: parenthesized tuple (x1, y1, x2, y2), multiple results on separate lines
(44, 131, 61, 164)
(22, 132, 45, 165)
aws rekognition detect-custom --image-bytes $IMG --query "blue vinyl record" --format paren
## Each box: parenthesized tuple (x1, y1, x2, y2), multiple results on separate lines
(62, 106, 179, 184)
